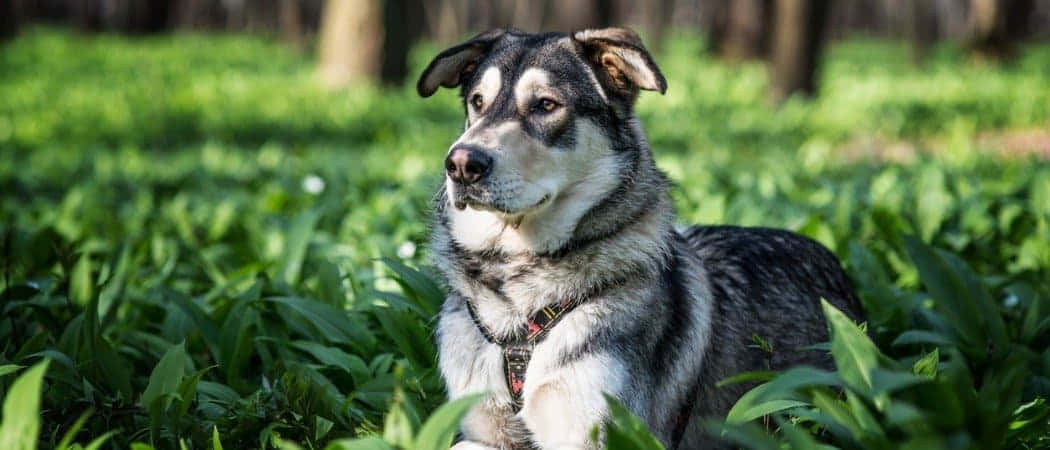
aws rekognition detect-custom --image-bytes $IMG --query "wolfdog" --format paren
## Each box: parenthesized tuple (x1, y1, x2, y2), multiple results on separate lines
(417, 27, 864, 450)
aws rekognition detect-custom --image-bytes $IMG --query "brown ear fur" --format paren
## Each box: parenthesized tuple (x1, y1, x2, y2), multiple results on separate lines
(573, 28, 667, 96)
(417, 29, 508, 97)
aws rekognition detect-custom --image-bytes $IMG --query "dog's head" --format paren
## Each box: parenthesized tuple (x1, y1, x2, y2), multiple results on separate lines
(419, 28, 665, 252)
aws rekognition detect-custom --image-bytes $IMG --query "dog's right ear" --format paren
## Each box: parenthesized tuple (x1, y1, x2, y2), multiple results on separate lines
(417, 29, 508, 98)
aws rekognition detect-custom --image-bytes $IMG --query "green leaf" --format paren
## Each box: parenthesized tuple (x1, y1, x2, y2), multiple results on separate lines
(70, 253, 93, 305)
(0, 360, 50, 450)
(279, 209, 320, 286)
(212, 426, 223, 450)
(726, 367, 840, 424)
(381, 257, 444, 317)
(174, 366, 211, 422)
(324, 436, 393, 450)
(727, 399, 809, 425)
(602, 393, 666, 450)
(912, 348, 939, 379)
(903, 236, 1007, 361)
(382, 400, 415, 449)
(822, 299, 882, 396)
(701, 419, 779, 450)
(290, 341, 370, 384)
(775, 415, 836, 450)
(892, 330, 955, 348)
(265, 296, 376, 353)
(412, 394, 486, 450)
(140, 341, 190, 413)
(716, 370, 778, 388)
(0, 365, 24, 377)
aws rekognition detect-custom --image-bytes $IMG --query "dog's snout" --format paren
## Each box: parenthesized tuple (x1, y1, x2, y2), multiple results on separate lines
(445, 147, 492, 185)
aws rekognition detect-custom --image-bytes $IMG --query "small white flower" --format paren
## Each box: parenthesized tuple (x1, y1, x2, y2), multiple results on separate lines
(397, 241, 417, 259)
(302, 174, 325, 194)
(1003, 293, 1019, 308)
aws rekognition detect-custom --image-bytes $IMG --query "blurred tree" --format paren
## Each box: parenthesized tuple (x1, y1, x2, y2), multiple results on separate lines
(2, 0, 21, 41)
(318, 0, 423, 87)
(708, 0, 772, 60)
(279, 0, 304, 48)
(318, 0, 382, 87)
(970, 0, 1035, 58)
(769, 0, 829, 102)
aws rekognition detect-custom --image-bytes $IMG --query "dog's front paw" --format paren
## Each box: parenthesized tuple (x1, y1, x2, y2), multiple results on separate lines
(450, 441, 498, 450)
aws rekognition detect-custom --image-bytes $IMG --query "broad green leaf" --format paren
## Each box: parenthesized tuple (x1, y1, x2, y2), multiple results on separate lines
(903, 236, 1005, 360)
(602, 393, 666, 450)
(382, 400, 414, 449)
(716, 370, 778, 388)
(174, 366, 211, 422)
(290, 341, 370, 384)
(381, 257, 444, 317)
(726, 366, 840, 424)
(70, 253, 93, 305)
(279, 209, 320, 286)
(822, 299, 881, 396)
(324, 437, 393, 450)
(915, 166, 953, 241)
(265, 296, 376, 353)
(701, 419, 779, 450)
(0, 360, 49, 450)
(892, 330, 955, 348)
(775, 415, 836, 450)
(726, 399, 809, 425)
(871, 368, 928, 395)
(212, 426, 223, 450)
(0, 365, 24, 377)
(413, 394, 486, 450)
(140, 341, 190, 413)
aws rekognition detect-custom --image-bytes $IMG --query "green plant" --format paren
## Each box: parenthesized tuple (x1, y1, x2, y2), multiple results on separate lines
(1, 27, 1048, 449)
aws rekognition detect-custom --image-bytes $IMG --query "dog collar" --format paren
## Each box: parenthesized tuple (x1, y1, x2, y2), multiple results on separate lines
(465, 297, 582, 412)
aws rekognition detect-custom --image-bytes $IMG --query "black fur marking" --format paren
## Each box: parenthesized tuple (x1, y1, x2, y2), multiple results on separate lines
(650, 239, 692, 383)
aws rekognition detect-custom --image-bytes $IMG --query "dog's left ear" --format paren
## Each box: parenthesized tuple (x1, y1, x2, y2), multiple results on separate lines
(573, 28, 667, 98)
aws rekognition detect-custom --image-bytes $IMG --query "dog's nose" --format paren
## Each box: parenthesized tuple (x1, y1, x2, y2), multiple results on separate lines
(445, 147, 492, 185)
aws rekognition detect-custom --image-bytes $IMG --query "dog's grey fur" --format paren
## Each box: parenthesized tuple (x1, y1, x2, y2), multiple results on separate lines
(418, 28, 864, 450)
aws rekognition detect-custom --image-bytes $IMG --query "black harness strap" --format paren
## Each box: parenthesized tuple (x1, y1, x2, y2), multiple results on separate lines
(465, 297, 581, 412)
(461, 268, 696, 448)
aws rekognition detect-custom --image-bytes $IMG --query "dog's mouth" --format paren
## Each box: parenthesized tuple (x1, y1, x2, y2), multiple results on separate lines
(451, 189, 552, 222)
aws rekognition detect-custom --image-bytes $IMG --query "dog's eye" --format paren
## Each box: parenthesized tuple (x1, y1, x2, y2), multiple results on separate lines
(470, 94, 484, 111)
(534, 98, 559, 114)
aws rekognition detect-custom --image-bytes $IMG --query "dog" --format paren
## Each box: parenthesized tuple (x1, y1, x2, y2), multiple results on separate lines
(418, 27, 864, 450)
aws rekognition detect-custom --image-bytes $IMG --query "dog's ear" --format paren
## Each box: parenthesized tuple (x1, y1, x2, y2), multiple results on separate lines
(573, 28, 667, 99)
(417, 29, 508, 98)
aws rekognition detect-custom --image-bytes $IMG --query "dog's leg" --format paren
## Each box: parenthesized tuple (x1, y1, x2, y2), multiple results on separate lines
(520, 355, 626, 450)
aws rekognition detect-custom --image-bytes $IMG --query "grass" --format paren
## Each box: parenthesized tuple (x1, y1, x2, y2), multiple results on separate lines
(0, 27, 1049, 449)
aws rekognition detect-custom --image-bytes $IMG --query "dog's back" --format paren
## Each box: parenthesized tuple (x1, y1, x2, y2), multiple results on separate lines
(677, 225, 864, 446)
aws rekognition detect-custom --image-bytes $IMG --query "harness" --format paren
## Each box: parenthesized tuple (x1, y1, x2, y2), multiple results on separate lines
(461, 257, 698, 449)
(465, 296, 582, 412)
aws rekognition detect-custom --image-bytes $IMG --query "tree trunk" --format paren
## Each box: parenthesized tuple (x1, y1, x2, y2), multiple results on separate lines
(1, 0, 21, 41)
(970, 0, 1034, 59)
(317, 0, 383, 87)
(769, 0, 829, 102)
(547, 0, 603, 32)
(719, 0, 772, 60)
(381, 0, 424, 83)
(279, 0, 304, 48)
